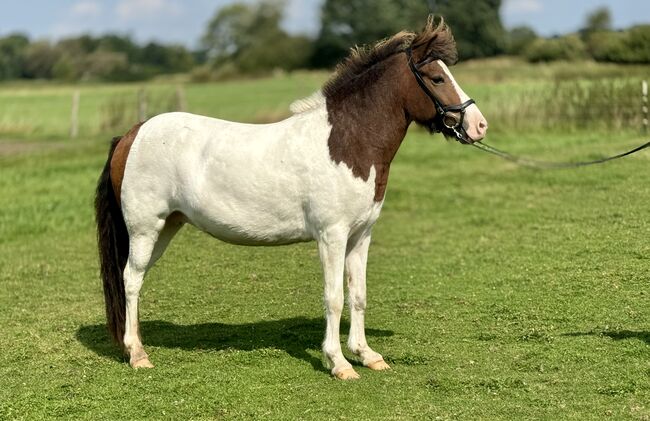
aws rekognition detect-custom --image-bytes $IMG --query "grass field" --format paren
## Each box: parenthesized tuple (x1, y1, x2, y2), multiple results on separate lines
(1, 60, 650, 419)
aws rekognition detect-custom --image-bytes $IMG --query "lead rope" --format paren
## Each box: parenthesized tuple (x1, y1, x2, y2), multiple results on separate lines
(470, 139, 650, 169)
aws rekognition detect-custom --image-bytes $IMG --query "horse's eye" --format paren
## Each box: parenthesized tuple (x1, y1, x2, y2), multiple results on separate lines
(432, 76, 445, 85)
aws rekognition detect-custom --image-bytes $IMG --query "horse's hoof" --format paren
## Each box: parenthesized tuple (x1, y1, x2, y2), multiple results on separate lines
(367, 359, 390, 371)
(335, 368, 360, 380)
(131, 358, 154, 369)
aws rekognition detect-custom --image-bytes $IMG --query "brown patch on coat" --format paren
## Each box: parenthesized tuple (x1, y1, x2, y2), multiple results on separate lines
(110, 122, 144, 205)
(323, 16, 459, 202)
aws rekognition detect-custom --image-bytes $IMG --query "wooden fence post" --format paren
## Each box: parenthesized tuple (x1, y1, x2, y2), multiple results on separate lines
(175, 85, 187, 112)
(138, 88, 148, 121)
(70, 90, 80, 139)
(643, 80, 648, 134)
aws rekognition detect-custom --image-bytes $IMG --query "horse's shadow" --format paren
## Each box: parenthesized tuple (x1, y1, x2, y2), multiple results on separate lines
(76, 317, 394, 372)
(563, 330, 650, 345)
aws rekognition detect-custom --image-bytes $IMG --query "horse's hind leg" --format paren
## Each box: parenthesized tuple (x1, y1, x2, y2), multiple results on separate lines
(147, 212, 185, 269)
(123, 226, 158, 368)
(346, 233, 390, 371)
(124, 214, 184, 368)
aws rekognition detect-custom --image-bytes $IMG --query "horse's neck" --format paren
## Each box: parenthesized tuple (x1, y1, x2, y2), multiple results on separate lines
(325, 73, 409, 202)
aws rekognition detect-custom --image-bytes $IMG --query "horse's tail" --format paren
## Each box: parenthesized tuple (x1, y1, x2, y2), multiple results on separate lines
(95, 137, 128, 347)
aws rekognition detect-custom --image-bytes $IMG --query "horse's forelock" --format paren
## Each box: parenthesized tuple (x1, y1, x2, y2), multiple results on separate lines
(411, 16, 458, 65)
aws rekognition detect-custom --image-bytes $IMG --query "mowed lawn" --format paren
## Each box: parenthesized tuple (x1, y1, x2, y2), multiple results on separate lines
(1, 66, 650, 419)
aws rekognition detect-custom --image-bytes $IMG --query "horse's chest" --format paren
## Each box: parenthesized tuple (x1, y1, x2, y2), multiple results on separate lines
(307, 164, 383, 231)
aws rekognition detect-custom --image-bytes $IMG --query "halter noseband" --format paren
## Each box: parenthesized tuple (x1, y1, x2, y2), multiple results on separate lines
(405, 47, 475, 143)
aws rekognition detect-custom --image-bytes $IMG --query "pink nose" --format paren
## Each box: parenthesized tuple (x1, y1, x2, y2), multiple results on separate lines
(477, 119, 488, 136)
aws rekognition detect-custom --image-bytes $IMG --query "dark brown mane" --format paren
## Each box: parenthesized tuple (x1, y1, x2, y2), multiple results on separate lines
(322, 16, 457, 99)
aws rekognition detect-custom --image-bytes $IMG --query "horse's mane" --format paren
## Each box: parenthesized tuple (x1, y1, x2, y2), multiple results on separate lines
(322, 16, 458, 99)
(290, 90, 325, 114)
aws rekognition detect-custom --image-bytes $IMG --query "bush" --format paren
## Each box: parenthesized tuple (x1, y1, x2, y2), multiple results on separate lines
(22, 41, 62, 79)
(525, 35, 588, 62)
(506, 26, 537, 55)
(585, 26, 650, 64)
(625, 25, 650, 62)
(587, 31, 626, 62)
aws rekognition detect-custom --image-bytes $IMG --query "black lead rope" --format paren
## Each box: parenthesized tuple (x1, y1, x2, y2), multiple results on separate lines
(470, 139, 650, 169)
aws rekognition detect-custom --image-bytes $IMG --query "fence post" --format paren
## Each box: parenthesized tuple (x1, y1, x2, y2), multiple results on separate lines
(643, 80, 648, 134)
(70, 90, 80, 139)
(175, 85, 187, 112)
(138, 88, 148, 122)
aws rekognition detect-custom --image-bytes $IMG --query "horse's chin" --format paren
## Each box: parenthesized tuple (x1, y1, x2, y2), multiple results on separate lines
(415, 120, 476, 144)
(440, 127, 474, 144)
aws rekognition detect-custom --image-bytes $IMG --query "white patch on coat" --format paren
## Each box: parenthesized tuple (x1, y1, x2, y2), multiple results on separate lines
(120, 107, 383, 247)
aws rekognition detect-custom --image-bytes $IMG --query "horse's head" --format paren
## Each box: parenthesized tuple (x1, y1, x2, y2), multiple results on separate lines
(403, 17, 487, 144)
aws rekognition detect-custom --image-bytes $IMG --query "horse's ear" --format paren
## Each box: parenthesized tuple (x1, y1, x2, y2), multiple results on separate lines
(411, 15, 458, 65)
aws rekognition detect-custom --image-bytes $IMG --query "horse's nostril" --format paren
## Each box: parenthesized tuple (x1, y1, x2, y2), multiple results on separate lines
(479, 120, 488, 129)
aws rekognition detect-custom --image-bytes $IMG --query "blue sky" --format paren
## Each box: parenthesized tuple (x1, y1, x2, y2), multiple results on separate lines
(0, 0, 649, 47)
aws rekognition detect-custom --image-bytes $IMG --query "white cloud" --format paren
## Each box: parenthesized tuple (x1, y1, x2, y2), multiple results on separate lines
(116, 0, 183, 22)
(503, 0, 543, 14)
(70, 0, 102, 18)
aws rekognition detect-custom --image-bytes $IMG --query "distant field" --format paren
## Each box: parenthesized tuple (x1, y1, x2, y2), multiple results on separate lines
(0, 58, 648, 142)
(1, 60, 650, 419)
(0, 71, 326, 141)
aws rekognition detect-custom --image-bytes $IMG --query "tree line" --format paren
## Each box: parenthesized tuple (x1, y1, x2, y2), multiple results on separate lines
(0, 0, 648, 83)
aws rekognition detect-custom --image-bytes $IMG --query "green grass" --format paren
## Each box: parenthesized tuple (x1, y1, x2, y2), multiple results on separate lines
(1, 65, 650, 419)
(0, 71, 326, 141)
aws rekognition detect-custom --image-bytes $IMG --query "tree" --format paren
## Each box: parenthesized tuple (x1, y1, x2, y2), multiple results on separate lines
(589, 25, 650, 64)
(432, 0, 506, 59)
(0, 34, 29, 80)
(581, 6, 613, 56)
(506, 26, 537, 55)
(22, 41, 61, 79)
(312, 0, 506, 67)
(202, 0, 311, 75)
(312, 0, 429, 67)
(584, 7, 612, 34)
(524, 35, 588, 62)
(140, 42, 195, 74)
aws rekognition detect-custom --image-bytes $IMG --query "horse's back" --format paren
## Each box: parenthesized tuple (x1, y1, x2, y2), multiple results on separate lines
(120, 111, 345, 244)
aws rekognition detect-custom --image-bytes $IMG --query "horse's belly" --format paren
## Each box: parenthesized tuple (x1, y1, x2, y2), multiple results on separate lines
(183, 198, 312, 246)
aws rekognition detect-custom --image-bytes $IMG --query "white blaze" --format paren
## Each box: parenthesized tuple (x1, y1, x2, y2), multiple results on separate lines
(438, 60, 487, 141)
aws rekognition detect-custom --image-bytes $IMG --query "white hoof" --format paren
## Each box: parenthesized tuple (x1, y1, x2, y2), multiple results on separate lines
(367, 359, 391, 371)
(334, 367, 360, 380)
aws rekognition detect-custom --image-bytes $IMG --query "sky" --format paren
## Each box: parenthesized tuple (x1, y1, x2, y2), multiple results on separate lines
(0, 0, 649, 47)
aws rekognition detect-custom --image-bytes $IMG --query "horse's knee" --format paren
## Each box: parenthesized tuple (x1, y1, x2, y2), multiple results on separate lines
(324, 293, 344, 314)
(123, 263, 145, 295)
(349, 292, 366, 312)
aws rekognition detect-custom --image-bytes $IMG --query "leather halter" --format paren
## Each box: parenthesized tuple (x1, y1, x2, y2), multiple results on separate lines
(405, 47, 475, 143)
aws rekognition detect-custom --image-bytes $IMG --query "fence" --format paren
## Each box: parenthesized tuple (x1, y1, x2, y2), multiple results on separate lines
(0, 78, 649, 142)
(69, 86, 188, 139)
(482, 79, 650, 134)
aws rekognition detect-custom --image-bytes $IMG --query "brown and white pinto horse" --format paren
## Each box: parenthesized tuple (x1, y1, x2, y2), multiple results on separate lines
(95, 17, 487, 379)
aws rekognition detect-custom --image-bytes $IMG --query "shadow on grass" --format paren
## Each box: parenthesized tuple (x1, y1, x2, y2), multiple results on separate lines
(76, 317, 394, 372)
(563, 330, 650, 345)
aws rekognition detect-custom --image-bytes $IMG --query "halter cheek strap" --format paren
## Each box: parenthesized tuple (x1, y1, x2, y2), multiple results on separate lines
(405, 47, 475, 143)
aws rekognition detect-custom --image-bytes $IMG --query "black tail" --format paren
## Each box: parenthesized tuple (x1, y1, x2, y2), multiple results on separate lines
(95, 137, 129, 346)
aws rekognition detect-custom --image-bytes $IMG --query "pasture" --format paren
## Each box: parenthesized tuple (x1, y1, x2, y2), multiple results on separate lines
(1, 59, 650, 419)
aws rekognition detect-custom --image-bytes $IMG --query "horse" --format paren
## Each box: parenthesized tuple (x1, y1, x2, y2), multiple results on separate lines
(94, 16, 487, 380)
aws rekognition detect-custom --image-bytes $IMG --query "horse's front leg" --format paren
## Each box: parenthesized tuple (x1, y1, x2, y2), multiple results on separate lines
(318, 228, 359, 380)
(345, 234, 390, 371)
